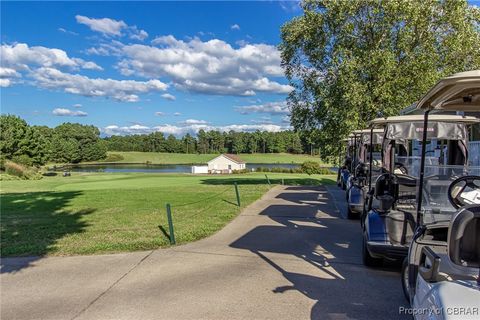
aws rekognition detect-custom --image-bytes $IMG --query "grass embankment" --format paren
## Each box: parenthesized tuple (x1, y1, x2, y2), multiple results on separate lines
(100, 151, 330, 165)
(0, 172, 335, 257)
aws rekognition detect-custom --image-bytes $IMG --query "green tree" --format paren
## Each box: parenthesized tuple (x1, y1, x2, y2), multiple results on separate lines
(280, 0, 480, 159)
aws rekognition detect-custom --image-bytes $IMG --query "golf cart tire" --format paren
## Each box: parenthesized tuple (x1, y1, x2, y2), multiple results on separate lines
(362, 233, 382, 267)
(347, 205, 355, 219)
(401, 258, 410, 302)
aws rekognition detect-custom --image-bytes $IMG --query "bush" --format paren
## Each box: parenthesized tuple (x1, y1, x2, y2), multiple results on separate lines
(301, 161, 323, 175)
(5, 161, 27, 178)
(103, 153, 124, 162)
(232, 169, 247, 174)
(11, 154, 34, 167)
(4, 161, 42, 180)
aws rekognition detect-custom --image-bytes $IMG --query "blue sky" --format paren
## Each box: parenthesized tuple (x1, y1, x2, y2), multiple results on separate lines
(1, 1, 302, 136)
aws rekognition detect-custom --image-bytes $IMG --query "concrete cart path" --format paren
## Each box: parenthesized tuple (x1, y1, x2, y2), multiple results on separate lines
(1, 185, 409, 320)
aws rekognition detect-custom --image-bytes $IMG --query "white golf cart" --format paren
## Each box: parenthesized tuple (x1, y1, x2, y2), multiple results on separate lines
(362, 114, 479, 267)
(403, 70, 480, 320)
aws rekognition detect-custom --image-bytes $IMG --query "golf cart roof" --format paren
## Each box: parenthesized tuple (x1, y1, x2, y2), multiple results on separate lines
(352, 129, 384, 134)
(416, 70, 480, 111)
(369, 114, 480, 126)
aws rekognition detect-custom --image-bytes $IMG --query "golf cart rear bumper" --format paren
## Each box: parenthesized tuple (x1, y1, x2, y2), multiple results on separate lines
(366, 241, 408, 261)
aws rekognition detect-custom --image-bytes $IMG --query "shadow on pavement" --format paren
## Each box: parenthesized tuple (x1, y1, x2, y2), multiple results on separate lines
(230, 186, 409, 320)
(1, 191, 94, 273)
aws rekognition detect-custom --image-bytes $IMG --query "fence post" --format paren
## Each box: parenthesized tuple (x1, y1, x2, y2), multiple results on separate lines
(234, 182, 241, 207)
(265, 174, 271, 186)
(166, 203, 176, 245)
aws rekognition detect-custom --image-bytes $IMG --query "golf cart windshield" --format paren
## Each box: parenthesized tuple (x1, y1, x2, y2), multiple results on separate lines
(382, 120, 475, 223)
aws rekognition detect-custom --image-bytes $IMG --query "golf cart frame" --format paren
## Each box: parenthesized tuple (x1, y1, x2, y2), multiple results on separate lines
(346, 129, 384, 219)
(362, 114, 479, 267)
(402, 70, 480, 312)
(337, 134, 357, 190)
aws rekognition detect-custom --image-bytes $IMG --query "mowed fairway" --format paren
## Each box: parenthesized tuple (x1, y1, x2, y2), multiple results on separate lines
(102, 151, 330, 165)
(0, 172, 335, 257)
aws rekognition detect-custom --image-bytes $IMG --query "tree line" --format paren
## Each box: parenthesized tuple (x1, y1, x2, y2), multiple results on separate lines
(0, 115, 321, 168)
(0, 114, 107, 166)
(104, 129, 317, 155)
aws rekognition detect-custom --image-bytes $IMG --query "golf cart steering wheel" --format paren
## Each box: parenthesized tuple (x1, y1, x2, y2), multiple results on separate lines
(394, 162, 408, 175)
(447, 175, 480, 209)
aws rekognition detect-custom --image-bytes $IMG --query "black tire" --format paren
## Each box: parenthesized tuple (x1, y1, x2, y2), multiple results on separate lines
(362, 233, 382, 267)
(347, 204, 355, 219)
(401, 258, 410, 303)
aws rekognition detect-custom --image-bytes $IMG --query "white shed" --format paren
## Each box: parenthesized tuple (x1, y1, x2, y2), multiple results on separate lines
(207, 154, 246, 174)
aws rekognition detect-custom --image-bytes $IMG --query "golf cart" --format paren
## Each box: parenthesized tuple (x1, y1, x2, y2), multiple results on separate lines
(401, 70, 480, 318)
(337, 134, 356, 190)
(346, 129, 384, 219)
(362, 114, 479, 267)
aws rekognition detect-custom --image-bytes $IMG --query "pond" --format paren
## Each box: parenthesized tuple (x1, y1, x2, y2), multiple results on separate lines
(59, 163, 302, 173)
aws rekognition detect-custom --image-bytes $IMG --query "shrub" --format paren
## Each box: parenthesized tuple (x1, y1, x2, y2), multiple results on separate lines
(232, 169, 247, 174)
(11, 154, 34, 167)
(301, 161, 323, 175)
(4, 161, 42, 180)
(5, 161, 27, 178)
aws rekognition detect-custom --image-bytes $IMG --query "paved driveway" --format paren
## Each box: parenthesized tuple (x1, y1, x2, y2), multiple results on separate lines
(1, 185, 410, 320)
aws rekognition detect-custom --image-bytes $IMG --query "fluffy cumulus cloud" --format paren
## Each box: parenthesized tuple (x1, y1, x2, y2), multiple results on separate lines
(115, 35, 292, 96)
(76, 15, 148, 40)
(31, 67, 168, 102)
(1, 43, 102, 71)
(0, 67, 21, 87)
(231, 24, 240, 30)
(52, 108, 88, 117)
(235, 101, 289, 115)
(102, 122, 286, 136)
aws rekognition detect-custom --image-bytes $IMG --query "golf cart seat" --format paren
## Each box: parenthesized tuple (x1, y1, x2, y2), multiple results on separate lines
(448, 205, 480, 268)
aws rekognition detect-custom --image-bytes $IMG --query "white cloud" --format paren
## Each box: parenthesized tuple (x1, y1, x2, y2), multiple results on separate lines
(181, 119, 208, 125)
(76, 15, 148, 41)
(58, 28, 79, 36)
(52, 108, 88, 117)
(0, 67, 21, 87)
(231, 24, 240, 30)
(103, 124, 151, 135)
(235, 101, 289, 115)
(1, 43, 102, 71)
(102, 122, 286, 136)
(73, 103, 82, 108)
(161, 93, 176, 101)
(281, 115, 291, 124)
(117, 35, 292, 96)
(173, 112, 182, 116)
(31, 67, 168, 102)
(155, 111, 165, 116)
(130, 27, 149, 41)
(76, 15, 127, 36)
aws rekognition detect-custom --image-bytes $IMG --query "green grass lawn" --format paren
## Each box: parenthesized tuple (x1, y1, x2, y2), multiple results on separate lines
(0, 172, 335, 257)
(100, 151, 329, 165)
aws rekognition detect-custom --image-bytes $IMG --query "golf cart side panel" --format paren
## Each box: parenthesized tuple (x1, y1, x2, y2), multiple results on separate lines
(365, 209, 410, 260)
(348, 185, 365, 213)
(413, 279, 480, 320)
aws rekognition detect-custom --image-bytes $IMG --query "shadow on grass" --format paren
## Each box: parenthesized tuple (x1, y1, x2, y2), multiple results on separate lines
(200, 177, 335, 186)
(1, 191, 94, 273)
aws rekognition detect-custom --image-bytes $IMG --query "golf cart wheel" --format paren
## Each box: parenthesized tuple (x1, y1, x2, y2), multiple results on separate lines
(347, 205, 355, 219)
(362, 233, 382, 267)
(401, 258, 410, 302)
